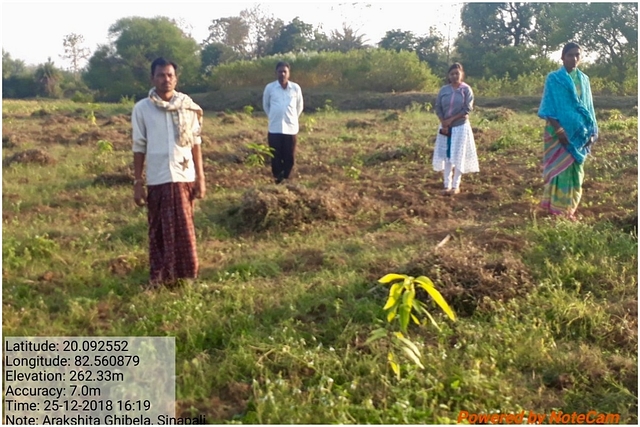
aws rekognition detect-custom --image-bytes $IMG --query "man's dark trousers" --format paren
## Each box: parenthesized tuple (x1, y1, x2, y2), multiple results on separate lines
(268, 132, 297, 183)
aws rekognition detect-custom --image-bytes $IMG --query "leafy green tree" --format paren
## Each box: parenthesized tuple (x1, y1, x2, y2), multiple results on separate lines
(455, 2, 549, 77)
(269, 17, 316, 54)
(527, 3, 564, 56)
(481, 46, 557, 78)
(200, 42, 241, 75)
(84, 17, 201, 100)
(83, 45, 139, 102)
(307, 29, 331, 53)
(202, 6, 290, 59)
(205, 17, 250, 56)
(379, 29, 447, 73)
(239, 5, 284, 58)
(415, 28, 448, 73)
(456, 1, 638, 82)
(378, 29, 419, 52)
(2, 50, 27, 79)
(551, 2, 637, 81)
(2, 75, 38, 98)
(34, 57, 62, 98)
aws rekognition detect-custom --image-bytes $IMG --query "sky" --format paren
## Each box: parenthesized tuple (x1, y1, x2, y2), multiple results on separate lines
(1, 0, 463, 69)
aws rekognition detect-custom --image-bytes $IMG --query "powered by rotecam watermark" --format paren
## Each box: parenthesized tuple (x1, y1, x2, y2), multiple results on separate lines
(457, 410, 620, 424)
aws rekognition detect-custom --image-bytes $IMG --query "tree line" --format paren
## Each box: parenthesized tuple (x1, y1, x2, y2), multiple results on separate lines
(2, 3, 637, 102)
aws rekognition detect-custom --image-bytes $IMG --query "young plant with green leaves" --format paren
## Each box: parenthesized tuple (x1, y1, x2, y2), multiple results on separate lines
(86, 110, 97, 126)
(96, 139, 113, 156)
(245, 143, 275, 168)
(367, 274, 456, 379)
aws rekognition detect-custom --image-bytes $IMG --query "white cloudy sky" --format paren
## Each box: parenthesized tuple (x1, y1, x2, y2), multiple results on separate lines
(2, 0, 463, 68)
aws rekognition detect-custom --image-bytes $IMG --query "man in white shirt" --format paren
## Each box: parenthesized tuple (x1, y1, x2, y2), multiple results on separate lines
(262, 61, 304, 184)
(131, 57, 206, 289)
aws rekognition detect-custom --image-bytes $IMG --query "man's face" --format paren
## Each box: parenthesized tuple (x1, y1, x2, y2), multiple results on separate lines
(276, 65, 290, 85)
(152, 64, 177, 94)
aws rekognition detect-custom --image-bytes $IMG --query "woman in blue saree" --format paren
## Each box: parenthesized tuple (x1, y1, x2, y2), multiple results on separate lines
(538, 42, 598, 221)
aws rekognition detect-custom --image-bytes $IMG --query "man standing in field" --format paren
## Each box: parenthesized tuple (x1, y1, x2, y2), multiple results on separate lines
(262, 61, 304, 184)
(131, 57, 206, 289)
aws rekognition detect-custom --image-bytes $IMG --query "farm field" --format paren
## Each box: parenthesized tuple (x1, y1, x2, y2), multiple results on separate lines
(2, 98, 638, 423)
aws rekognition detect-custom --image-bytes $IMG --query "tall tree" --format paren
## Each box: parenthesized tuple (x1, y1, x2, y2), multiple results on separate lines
(526, 3, 562, 56)
(34, 57, 62, 97)
(200, 42, 241, 75)
(455, 2, 554, 77)
(205, 17, 250, 56)
(84, 17, 201, 100)
(379, 29, 447, 73)
(551, 2, 638, 80)
(83, 44, 136, 101)
(415, 27, 447, 73)
(270, 17, 316, 54)
(498, 2, 537, 47)
(239, 5, 285, 58)
(379, 29, 419, 52)
(2, 50, 27, 79)
(61, 33, 91, 79)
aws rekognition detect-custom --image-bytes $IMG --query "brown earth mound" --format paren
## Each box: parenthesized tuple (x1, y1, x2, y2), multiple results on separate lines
(279, 248, 326, 272)
(363, 148, 412, 165)
(43, 115, 74, 126)
(42, 114, 91, 126)
(2, 133, 20, 148)
(74, 129, 129, 150)
(93, 173, 134, 187)
(480, 107, 515, 122)
(346, 119, 376, 129)
(221, 115, 241, 125)
(229, 183, 349, 232)
(611, 213, 638, 234)
(108, 256, 135, 276)
(76, 129, 106, 146)
(103, 114, 131, 127)
(176, 381, 251, 422)
(4, 149, 56, 166)
(204, 143, 255, 165)
(30, 108, 51, 117)
(403, 243, 533, 317)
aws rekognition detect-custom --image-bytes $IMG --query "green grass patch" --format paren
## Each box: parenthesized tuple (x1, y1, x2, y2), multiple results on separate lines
(2, 99, 637, 423)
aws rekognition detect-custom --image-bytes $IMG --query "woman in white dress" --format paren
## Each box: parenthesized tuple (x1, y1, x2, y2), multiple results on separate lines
(432, 63, 479, 195)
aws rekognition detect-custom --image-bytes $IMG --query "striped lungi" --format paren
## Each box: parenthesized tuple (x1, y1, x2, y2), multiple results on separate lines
(540, 126, 584, 217)
(146, 182, 198, 285)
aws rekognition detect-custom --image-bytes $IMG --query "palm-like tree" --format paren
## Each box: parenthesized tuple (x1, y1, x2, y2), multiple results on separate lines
(330, 25, 369, 53)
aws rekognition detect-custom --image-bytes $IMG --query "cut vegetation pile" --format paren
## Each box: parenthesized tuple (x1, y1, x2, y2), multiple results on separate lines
(230, 183, 350, 232)
(3, 148, 56, 166)
(405, 244, 534, 317)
